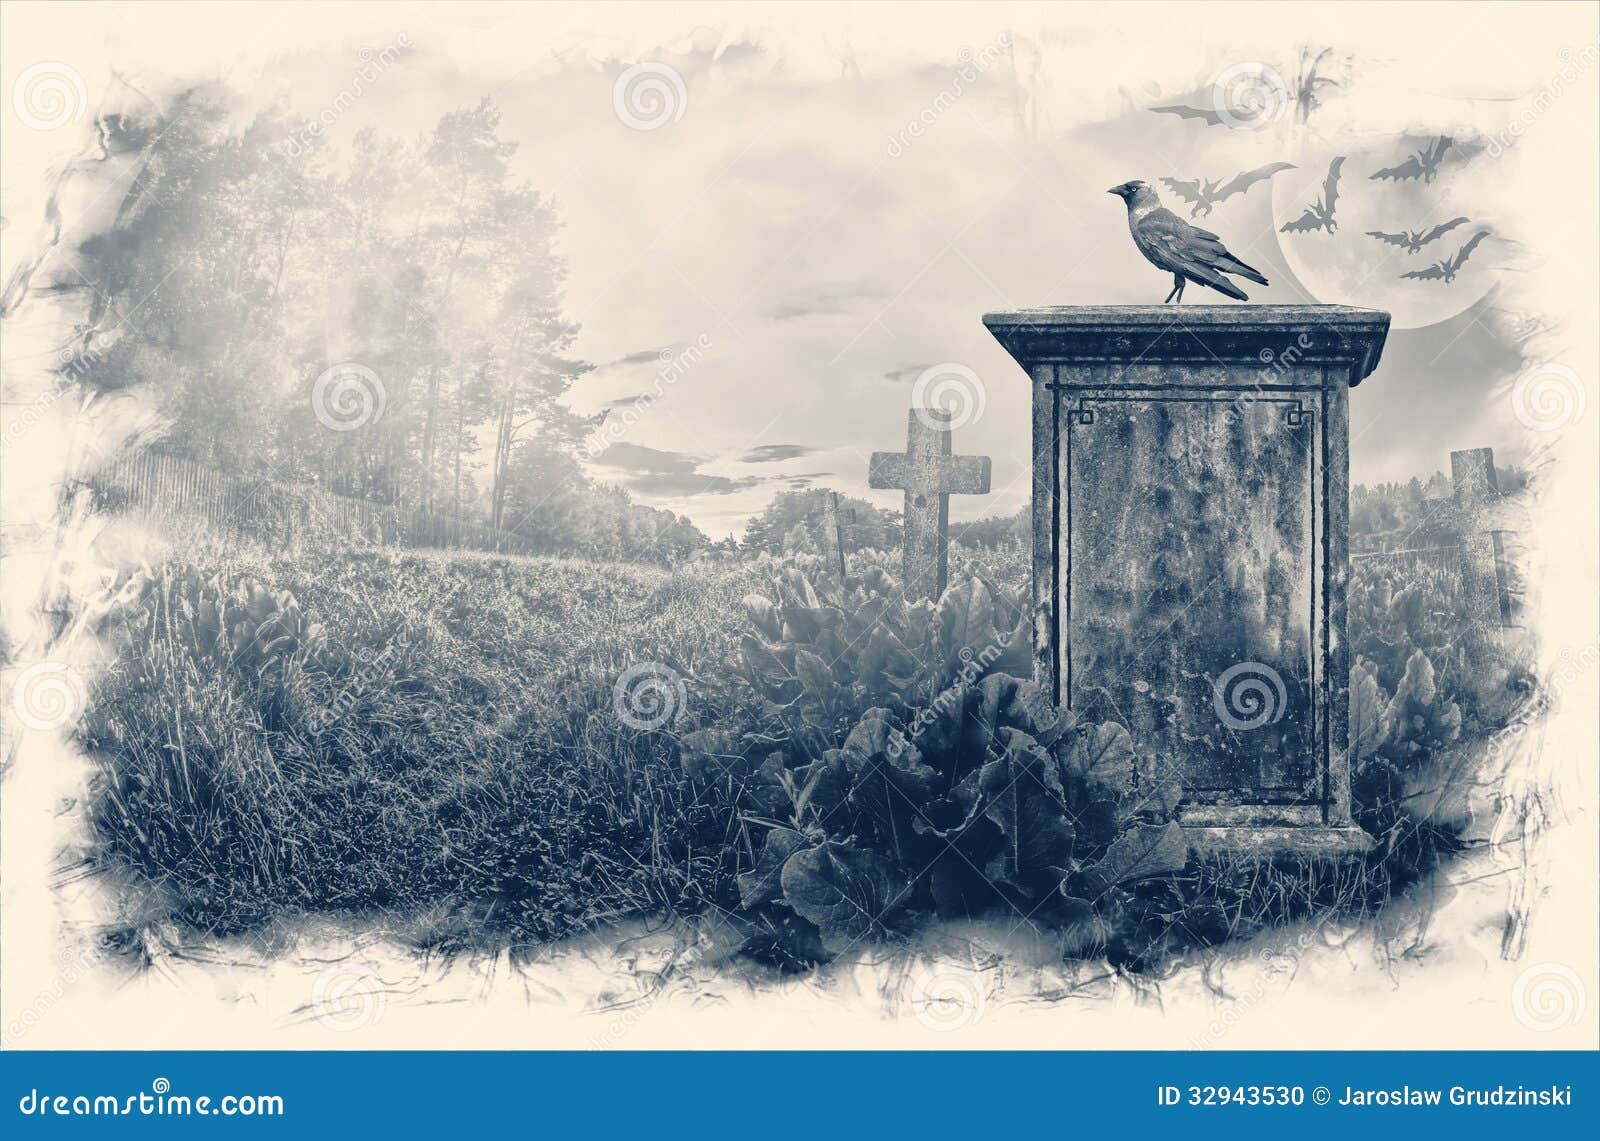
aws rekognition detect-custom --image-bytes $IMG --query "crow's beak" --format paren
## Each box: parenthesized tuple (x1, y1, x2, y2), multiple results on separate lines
(1106, 186, 1121, 196)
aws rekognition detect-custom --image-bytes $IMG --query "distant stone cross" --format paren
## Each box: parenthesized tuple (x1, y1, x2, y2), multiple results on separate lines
(1449, 447, 1514, 625)
(869, 408, 991, 601)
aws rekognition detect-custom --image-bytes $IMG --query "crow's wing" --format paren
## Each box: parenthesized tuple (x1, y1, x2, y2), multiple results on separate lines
(1400, 265, 1448, 281)
(1216, 161, 1295, 201)
(1150, 104, 1224, 125)
(1419, 217, 1469, 245)
(1137, 210, 1256, 297)
(1323, 157, 1345, 212)
(1281, 209, 1327, 233)
(1160, 177, 1206, 204)
(1366, 230, 1412, 248)
(1448, 230, 1490, 272)
(1370, 155, 1423, 181)
(1428, 136, 1454, 164)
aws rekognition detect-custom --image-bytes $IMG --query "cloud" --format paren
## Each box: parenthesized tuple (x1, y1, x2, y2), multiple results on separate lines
(739, 443, 818, 462)
(627, 471, 766, 497)
(883, 363, 935, 384)
(591, 442, 702, 475)
(591, 441, 784, 497)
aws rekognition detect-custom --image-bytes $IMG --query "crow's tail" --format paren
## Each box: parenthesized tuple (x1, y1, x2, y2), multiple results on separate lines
(1216, 254, 1269, 287)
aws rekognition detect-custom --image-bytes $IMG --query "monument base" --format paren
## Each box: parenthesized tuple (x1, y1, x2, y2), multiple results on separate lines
(1183, 826, 1373, 859)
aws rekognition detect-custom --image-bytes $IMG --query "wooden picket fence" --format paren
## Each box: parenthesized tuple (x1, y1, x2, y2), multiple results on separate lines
(88, 451, 542, 558)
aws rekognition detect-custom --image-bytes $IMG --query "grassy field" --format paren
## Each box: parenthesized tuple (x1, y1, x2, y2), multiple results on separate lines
(83, 544, 767, 953)
(79, 535, 1525, 971)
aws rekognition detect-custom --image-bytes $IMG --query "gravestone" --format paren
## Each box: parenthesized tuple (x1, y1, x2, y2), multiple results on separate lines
(1448, 447, 1514, 626)
(984, 306, 1390, 856)
(869, 408, 991, 601)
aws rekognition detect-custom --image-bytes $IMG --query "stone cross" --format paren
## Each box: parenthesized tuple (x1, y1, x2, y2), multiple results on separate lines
(985, 305, 1391, 859)
(1449, 447, 1514, 625)
(869, 408, 991, 601)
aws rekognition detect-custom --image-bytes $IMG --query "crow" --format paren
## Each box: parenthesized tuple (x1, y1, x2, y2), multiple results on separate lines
(1161, 162, 1295, 218)
(1280, 157, 1345, 234)
(1108, 180, 1269, 302)
(1400, 230, 1490, 283)
(1366, 217, 1470, 254)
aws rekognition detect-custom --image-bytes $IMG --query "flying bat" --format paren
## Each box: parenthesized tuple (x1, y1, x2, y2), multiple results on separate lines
(1371, 136, 1453, 183)
(1149, 103, 1227, 126)
(1399, 230, 1490, 283)
(1279, 157, 1345, 234)
(1161, 163, 1296, 218)
(1366, 217, 1471, 254)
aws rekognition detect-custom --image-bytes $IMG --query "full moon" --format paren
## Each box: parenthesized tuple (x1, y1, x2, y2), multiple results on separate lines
(1269, 142, 1498, 331)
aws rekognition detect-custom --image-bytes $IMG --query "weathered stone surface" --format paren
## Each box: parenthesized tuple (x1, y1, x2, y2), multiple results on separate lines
(984, 304, 1391, 856)
(869, 408, 991, 601)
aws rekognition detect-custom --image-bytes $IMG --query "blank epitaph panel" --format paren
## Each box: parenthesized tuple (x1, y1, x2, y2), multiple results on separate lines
(985, 306, 1391, 856)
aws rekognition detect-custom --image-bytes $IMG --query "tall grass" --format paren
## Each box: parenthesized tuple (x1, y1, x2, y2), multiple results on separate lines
(83, 544, 763, 953)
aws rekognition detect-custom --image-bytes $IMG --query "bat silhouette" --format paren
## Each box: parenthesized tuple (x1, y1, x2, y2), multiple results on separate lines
(1161, 163, 1296, 218)
(1149, 104, 1227, 126)
(1366, 217, 1471, 254)
(1371, 136, 1453, 183)
(1280, 157, 1345, 234)
(1399, 230, 1490, 283)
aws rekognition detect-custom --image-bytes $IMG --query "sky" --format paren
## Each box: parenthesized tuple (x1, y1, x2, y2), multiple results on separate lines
(3, 2, 1592, 538)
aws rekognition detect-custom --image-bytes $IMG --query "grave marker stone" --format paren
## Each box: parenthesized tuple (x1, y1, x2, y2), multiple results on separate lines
(869, 408, 991, 601)
(984, 305, 1391, 856)
(1449, 447, 1515, 626)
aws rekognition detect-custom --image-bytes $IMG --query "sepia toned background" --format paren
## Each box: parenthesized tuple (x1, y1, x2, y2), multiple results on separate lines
(2, 0, 1596, 1049)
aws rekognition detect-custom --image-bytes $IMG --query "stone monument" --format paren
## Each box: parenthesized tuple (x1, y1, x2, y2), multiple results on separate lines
(984, 305, 1391, 855)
